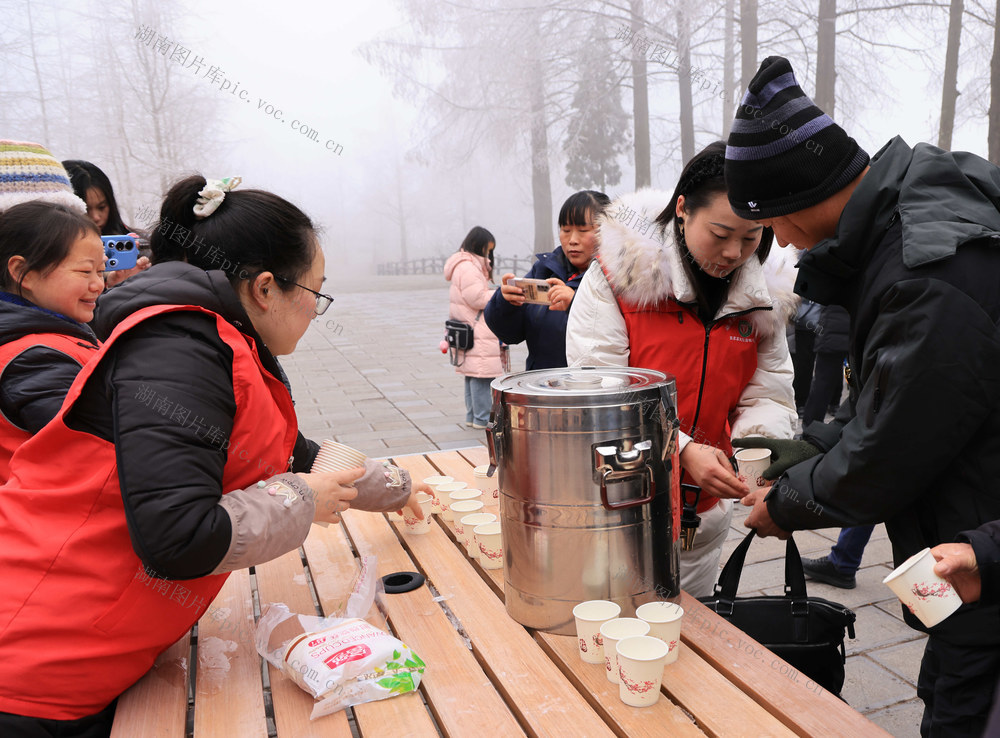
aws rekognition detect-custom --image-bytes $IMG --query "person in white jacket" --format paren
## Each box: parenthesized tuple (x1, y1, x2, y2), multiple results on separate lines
(566, 141, 797, 597)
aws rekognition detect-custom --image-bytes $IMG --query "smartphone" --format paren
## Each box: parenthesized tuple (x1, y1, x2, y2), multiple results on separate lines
(509, 277, 551, 304)
(102, 235, 138, 271)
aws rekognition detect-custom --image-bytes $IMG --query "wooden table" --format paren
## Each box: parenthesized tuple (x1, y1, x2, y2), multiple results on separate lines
(111, 447, 889, 737)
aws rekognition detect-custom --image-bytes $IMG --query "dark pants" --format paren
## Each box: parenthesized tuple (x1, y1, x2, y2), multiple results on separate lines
(917, 638, 1000, 737)
(803, 351, 845, 425)
(0, 701, 115, 738)
(792, 327, 817, 410)
(827, 525, 876, 575)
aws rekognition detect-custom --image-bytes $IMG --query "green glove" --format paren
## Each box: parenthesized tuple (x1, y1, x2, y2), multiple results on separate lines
(731, 437, 821, 479)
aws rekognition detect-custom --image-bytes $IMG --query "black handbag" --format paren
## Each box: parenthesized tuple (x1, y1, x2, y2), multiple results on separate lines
(445, 311, 482, 366)
(699, 530, 857, 695)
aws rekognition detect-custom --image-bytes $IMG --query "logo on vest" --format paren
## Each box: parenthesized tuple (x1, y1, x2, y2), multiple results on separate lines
(738, 318, 753, 338)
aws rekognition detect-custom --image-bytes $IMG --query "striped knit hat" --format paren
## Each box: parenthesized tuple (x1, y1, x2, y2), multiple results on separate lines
(0, 140, 87, 214)
(725, 56, 869, 220)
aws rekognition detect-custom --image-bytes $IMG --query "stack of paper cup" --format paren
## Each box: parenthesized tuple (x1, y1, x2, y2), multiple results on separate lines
(473, 521, 503, 569)
(616, 636, 669, 707)
(599, 618, 650, 684)
(883, 547, 963, 627)
(312, 440, 367, 473)
(473, 464, 499, 502)
(458, 512, 496, 557)
(636, 601, 684, 664)
(422, 476, 453, 516)
(572, 600, 621, 664)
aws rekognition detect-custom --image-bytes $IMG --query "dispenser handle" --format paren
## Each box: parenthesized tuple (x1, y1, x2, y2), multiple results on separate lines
(486, 394, 504, 477)
(593, 440, 656, 510)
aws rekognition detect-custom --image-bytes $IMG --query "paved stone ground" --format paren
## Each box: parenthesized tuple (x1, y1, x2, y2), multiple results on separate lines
(281, 275, 924, 738)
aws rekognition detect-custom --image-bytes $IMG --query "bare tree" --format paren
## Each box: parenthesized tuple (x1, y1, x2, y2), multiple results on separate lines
(630, 0, 652, 188)
(723, 0, 737, 136)
(815, 0, 837, 115)
(986, 0, 1000, 162)
(939, 0, 965, 148)
(741, 0, 759, 92)
(677, 2, 696, 163)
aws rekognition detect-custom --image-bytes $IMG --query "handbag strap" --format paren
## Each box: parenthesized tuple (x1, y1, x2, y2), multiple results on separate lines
(711, 529, 810, 616)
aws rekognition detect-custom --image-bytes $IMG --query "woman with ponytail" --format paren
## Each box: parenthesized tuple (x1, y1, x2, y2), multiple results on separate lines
(565, 141, 797, 597)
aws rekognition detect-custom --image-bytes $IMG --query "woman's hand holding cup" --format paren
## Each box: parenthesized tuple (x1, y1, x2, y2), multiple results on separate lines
(401, 483, 434, 520)
(299, 467, 363, 524)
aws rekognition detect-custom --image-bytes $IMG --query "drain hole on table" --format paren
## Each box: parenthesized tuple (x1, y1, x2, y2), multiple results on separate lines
(382, 571, 425, 593)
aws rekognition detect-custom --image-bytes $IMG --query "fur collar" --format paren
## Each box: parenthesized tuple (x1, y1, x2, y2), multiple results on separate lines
(597, 188, 800, 338)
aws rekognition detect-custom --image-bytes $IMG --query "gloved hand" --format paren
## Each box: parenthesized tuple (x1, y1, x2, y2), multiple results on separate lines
(731, 437, 821, 479)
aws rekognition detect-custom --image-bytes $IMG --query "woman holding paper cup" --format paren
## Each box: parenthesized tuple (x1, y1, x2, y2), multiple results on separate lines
(566, 141, 797, 596)
(0, 175, 420, 734)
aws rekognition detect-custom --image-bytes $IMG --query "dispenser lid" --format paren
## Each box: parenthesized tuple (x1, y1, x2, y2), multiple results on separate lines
(491, 366, 675, 407)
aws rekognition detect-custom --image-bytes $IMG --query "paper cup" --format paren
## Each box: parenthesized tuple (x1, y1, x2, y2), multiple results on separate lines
(458, 512, 496, 558)
(474, 464, 500, 501)
(883, 547, 963, 628)
(599, 618, 650, 684)
(636, 602, 684, 664)
(572, 600, 622, 664)
(402, 492, 432, 535)
(449, 489, 483, 504)
(449, 499, 484, 525)
(616, 636, 669, 707)
(436, 482, 469, 521)
(422, 476, 453, 515)
(474, 522, 503, 569)
(313, 440, 367, 472)
(734, 448, 772, 492)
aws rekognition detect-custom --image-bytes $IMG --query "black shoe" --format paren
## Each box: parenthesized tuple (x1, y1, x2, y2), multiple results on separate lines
(801, 555, 856, 589)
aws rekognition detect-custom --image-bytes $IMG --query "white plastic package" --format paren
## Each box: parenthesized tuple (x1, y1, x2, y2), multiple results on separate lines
(254, 556, 425, 719)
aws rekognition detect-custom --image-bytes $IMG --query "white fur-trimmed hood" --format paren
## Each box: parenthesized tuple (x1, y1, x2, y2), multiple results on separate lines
(597, 188, 799, 338)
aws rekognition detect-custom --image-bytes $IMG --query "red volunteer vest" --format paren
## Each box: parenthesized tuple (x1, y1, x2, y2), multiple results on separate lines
(619, 299, 760, 514)
(0, 332, 99, 482)
(0, 305, 299, 720)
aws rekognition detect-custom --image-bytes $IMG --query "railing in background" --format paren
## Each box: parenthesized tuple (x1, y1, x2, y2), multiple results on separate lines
(376, 255, 536, 276)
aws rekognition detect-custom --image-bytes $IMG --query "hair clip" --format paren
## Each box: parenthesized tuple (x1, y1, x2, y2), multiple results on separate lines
(194, 176, 242, 219)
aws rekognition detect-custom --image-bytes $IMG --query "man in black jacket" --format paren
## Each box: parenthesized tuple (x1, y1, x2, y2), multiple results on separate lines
(726, 56, 1000, 736)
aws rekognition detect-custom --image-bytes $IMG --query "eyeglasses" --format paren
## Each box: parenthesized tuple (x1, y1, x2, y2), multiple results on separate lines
(274, 275, 334, 316)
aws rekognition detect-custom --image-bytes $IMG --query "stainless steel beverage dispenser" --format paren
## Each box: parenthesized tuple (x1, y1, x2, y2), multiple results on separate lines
(487, 366, 680, 635)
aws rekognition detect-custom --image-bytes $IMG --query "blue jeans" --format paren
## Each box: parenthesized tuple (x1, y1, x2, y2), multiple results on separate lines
(827, 525, 875, 575)
(464, 377, 493, 426)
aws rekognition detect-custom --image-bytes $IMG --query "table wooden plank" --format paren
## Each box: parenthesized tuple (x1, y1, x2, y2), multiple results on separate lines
(340, 506, 526, 738)
(679, 592, 891, 737)
(535, 632, 705, 737)
(110, 630, 190, 738)
(457, 446, 490, 468)
(387, 456, 617, 738)
(254, 549, 354, 738)
(303, 523, 439, 737)
(193, 568, 268, 738)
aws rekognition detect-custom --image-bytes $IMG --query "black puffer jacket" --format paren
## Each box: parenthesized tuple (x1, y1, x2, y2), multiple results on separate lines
(767, 137, 1000, 646)
(75, 262, 318, 578)
(0, 296, 99, 432)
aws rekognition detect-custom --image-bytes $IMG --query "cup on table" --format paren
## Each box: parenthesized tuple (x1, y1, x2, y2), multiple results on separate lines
(312, 440, 367, 473)
(883, 547, 963, 627)
(458, 512, 496, 558)
(449, 499, 484, 526)
(635, 601, 684, 664)
(402, 492, 433, 535)
(599, 618, 650, 684)
(436, 482, 469, 521)
(572, 600, 621, 664)
(422, 476, 453, 515)
(734, 448, 772, 492)
(474, 464, 499, 502)
(616, 636, 669, 707)
(449, 488, 483, 505)
(473, 521, 503, 569)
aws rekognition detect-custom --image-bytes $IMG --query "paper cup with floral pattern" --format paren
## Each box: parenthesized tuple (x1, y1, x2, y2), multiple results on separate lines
(599, 618, 650, 684)
(422, 476, 453, 515)
(571, 600, 622, 664)
(458, 512, 496, 558)
(734, 448, 772, 492)
(635, 601, 684, 664)
(616, 636, 668, 707)
(402, 492, 433, 535)
(449, 499, 484, 527)
(449, 488, 483, 505)
(883, 547, 962, 628)
(474, 464, 499, 502)
(473, 521, 503, 569)
(436, 482, 469, 521)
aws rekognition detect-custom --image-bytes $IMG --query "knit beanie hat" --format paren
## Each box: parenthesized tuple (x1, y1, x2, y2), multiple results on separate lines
(725, 56, 869, 220)
(0, 140, 87, 214)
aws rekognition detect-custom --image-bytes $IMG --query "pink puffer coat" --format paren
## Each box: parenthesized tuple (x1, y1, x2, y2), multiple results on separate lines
(444, 251, 502, 378)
